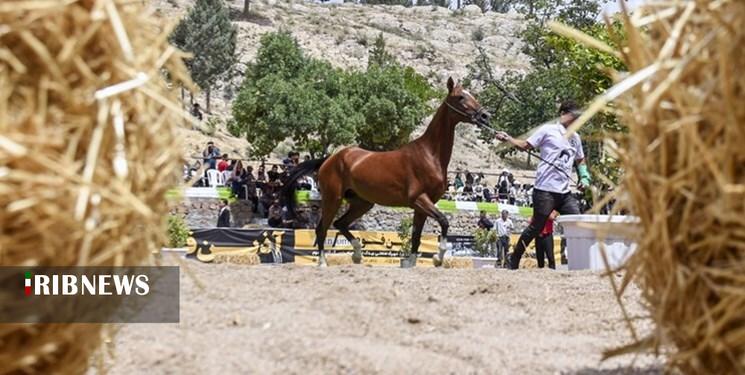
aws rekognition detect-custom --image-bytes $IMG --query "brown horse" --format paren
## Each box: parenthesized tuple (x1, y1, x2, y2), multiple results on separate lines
(283, 78, 490, 267)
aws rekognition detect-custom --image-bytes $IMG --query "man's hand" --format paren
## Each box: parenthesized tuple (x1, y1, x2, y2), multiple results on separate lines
(495, 131, 511, 142)
(577, 164, 591, 191)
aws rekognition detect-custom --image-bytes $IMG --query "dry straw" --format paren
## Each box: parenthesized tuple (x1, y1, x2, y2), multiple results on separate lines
(554, 0, 745, 373)
(0, 0, 190, 373)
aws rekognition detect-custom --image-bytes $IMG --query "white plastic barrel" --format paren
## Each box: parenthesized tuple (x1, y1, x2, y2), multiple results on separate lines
(555, 215, 640, 271)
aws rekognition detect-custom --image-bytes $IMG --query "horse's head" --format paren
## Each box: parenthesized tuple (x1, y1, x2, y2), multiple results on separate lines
(444, 77, 491, 128)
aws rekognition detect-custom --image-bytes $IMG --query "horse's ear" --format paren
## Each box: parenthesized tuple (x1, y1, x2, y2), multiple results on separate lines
(447, 77, 455, 94)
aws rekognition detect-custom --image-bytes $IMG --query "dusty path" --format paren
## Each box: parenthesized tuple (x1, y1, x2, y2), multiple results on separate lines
(103, 262, 662, 374)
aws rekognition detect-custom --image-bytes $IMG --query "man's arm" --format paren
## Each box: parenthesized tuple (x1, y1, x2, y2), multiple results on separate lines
(495, 131, 533, 151)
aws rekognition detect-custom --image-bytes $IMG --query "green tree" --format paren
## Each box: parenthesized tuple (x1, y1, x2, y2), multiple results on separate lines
(171, 0, 237, 112)
(232, 32, 362, 157)
(232, 31, 436, 157)
(368, 33, 396, 68)
(466, 19, 626, 183)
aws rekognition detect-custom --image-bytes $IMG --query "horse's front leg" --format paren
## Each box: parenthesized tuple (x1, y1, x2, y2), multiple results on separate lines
(411, 194, 449, 267)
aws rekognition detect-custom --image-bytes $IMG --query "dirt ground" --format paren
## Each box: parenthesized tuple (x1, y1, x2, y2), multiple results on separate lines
(102, 260, 663, 374)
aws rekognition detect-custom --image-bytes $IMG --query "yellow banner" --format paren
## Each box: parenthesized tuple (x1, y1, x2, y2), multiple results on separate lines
(293, 229, 439, 254)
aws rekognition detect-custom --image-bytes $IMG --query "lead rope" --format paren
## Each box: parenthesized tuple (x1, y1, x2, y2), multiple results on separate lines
(444, 101, 580, 184)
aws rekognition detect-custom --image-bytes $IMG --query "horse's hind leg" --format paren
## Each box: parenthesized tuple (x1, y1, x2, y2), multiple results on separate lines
(333, 196, 374, 264)
(316, 197, 342, 267)
(402, 211, 427, 268)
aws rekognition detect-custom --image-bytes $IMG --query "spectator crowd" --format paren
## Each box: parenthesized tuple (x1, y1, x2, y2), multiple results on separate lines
(184, 141, 320, 229)
(444, 169, 534, 207)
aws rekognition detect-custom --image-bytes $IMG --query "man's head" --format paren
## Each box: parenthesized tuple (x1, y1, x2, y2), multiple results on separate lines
(501, 210, 509, 220)
(220, 199, 228, 208)
(271, 165, 278, 172)
(445, 77, 491, 127)
(221, 154, 228, 160)
(193, 103, 200, 109)
(559, 100, 581, 128)
(290, 151, 300, 164)
(479, 210, 487, 218)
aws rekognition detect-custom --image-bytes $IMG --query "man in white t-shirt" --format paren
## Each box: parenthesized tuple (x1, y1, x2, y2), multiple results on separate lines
(495, 210, 514, 264)
(495, 101, 591, 269)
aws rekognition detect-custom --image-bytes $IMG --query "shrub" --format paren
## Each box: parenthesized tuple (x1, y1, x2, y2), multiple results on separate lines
(203, 116, 221, 136)
(167, 215, 190, 248)
(471, 26, 485, 42)
(473, 228, 497, 256)
(397, 216, 413, 256)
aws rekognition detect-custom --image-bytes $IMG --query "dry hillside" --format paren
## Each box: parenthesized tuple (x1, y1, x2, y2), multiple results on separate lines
(152, 0, 532, 176)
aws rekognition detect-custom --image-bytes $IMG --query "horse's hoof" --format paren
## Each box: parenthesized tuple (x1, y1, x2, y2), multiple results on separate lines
(400, 258, 415, 268)
(352, 254, 363, 264)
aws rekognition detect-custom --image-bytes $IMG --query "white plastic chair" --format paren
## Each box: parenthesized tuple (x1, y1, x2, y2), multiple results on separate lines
(206, 169, 224, 187)
(222, 170, 232, 185)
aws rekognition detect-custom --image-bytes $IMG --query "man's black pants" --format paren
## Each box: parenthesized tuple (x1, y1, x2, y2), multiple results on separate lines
(510, 189, 580, 269)
(535, 234, 555, 269)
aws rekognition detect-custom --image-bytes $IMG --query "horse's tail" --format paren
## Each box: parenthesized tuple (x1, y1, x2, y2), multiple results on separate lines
(281, 156, 328, 219)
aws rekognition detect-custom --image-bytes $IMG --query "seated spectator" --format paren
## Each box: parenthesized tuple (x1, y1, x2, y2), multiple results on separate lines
(289, 151, 300, 167)
(509, 183, 518, 205)
(476, 172, 485, 185)
(477, 210, 494, 230)
(497, 179, 509, 202)
(304, 155, 311, 162)
(281, 205, 295, 228)
(473, 183, 484, 200)
(256, 163, 266, 182)
(483, 186, 493, 202)
(267, 164, 280, 182)
(191, 103, 203, 121)
(268, 200, 283, 227)
(202, 141, 220, 170)
(228, 161, 247, 198)
(497, 169, 511, 188)
(465, 170, 474, 186)
(454, 173, 464, 190)
(297, 175, 314, 190)
(307, 205, 320, 228)
(217, 154, 229, 172)
(463, 182, 474, 194)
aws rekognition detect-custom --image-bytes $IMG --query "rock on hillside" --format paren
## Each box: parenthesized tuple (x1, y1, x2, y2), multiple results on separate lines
(151, 0, 532, 175)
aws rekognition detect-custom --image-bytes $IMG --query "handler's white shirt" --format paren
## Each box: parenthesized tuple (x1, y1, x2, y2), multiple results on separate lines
(496, 218, 514, 237)
(527, 123, 585, 194)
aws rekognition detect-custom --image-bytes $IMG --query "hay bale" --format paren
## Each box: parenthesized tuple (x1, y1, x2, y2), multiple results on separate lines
(555, 2, 745, 373)
(326, 253, 353, 266)
(443, 257, 474, 269)
(0, 0, 190, 373)
(519, 256, 537, 269)
(213, 253, 261, 265)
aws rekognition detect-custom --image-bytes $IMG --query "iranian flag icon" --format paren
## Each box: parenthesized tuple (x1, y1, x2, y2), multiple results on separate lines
(24, 271, 31, 296)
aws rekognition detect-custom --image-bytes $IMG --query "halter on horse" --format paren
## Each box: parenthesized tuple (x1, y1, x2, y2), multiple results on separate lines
(283, 77, 490, 267)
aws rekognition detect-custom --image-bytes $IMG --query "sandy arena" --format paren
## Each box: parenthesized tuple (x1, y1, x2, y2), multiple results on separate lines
(103, 260, 663, 374)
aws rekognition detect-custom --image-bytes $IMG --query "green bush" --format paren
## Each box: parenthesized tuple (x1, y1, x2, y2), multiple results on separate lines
(397, 216, 414, 256)
(473, 228, 497, 257)
(471, 26, 485, 42)
(203, 116, 221, 136)
(167, 215, 190, 248)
